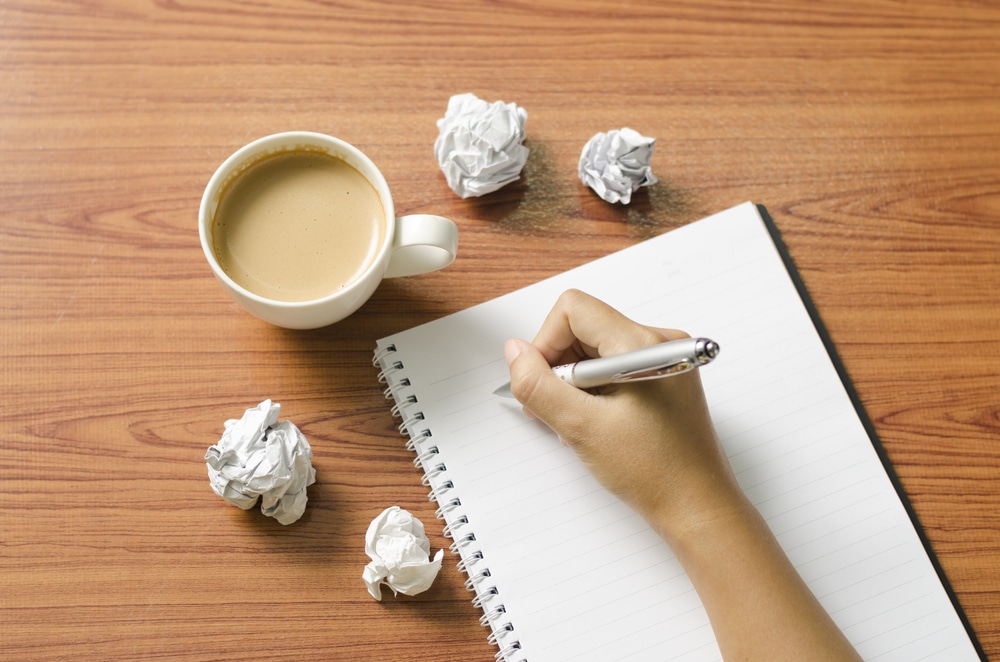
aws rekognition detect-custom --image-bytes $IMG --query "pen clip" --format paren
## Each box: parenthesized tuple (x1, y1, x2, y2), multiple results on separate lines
(611, 359, 695, 383)
(610, 338, 719, 383)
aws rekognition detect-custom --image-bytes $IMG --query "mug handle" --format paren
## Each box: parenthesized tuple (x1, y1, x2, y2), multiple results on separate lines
(383, 214, 458, 278)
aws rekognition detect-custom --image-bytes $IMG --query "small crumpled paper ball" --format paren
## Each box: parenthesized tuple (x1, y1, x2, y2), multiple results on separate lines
(578, 127, 658, 204)
(205, 400, 316, 526)
(363, 506, 444, 601)
(434, 92, 529, 198)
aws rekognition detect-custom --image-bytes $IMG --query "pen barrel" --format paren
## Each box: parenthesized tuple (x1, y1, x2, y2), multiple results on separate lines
(562, 337, 718, 390)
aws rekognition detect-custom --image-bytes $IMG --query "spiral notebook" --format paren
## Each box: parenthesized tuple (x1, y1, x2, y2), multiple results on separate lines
(373, 203, 983, 662)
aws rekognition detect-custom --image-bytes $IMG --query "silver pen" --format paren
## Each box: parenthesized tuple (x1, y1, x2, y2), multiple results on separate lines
(494, 337, 720, 398)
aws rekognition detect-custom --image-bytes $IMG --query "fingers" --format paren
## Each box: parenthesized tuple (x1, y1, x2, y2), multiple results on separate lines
(503, 338, 592, 434)
(504, 289, 695, 443)
(532, 290, 686, 364)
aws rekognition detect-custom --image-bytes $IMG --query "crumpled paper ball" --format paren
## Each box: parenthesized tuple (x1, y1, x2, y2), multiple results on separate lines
(205, 400, 316, 525)
(363, 506, 443, 601)
(578, 127, 658, 204)
(434, 92, 529, 198)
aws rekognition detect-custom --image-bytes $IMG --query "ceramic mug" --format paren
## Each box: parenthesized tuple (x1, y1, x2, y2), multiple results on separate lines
(199, 131, 457, 329)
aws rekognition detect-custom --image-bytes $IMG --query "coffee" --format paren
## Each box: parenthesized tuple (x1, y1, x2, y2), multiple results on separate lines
(212, 150, 386, 302)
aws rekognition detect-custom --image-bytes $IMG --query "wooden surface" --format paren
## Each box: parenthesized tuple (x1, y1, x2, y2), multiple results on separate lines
(2, 1, 998, 660)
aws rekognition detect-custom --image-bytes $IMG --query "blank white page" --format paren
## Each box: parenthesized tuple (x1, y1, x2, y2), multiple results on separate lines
(375, 202, 981, 662)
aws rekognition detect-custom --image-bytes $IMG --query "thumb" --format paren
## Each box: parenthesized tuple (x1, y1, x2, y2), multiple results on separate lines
(504, 338, 589, 431)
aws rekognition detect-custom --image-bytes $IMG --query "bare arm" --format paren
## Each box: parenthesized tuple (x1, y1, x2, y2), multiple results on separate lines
(504, 289, 861, 662)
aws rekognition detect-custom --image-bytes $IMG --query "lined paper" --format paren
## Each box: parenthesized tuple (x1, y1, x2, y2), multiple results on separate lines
(375, 203, 980, 661)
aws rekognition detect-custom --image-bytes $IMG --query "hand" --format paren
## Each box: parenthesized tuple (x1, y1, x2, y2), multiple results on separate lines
(502, 289, 742, 538)
(504, 289, 861, 661)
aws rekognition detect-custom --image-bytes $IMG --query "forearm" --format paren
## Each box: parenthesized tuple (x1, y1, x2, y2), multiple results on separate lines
(656, 488, 862, 662)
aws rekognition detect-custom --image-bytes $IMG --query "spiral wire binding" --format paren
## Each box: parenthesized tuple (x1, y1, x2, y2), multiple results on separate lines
(374, 342, 524, 661)
(421, 463, 447, 485)
(372, 344, 397, 366)
(390, 395, 417, 418)
(463, 568, 492, 592)
(399, 412, 424, 435)
(487, 624, 513, 647)
(383, 380, 408, 399)
(441, 515, 468, 539)
(471, 586, 499, 609)
(428, 481, 454, 503)
(377, 360, 403, 384)
(413, 445, 440, 467)
(449, 532, 476, 554)
(434, 497, 462, 521)
(496, 640, 522, 661)
(455, 551, 483, 573)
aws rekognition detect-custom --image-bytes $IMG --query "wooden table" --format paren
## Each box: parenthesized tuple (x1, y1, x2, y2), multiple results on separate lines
(2, 1, 998, 660)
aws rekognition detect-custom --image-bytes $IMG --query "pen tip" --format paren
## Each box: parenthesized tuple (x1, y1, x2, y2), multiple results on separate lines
(493, 383, 514, 398)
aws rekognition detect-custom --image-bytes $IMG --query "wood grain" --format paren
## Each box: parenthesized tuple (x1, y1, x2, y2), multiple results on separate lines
(2, 0, 998, 660)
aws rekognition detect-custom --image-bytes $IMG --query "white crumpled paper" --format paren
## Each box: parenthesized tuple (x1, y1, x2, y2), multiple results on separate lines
(363, 506, 443, 601)
(434, 92, 529, 198)
(578, 127, 658, 204)
(205, 400, 316, 525)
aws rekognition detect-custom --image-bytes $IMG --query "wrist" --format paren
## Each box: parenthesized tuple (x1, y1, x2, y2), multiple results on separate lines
(646, 473, 757, 550)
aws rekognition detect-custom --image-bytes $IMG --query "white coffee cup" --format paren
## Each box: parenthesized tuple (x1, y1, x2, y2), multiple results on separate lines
(199, 132, 458, 329)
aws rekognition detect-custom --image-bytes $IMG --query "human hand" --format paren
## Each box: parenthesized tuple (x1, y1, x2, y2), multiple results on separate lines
(503, 289, 744, 539)
(505, 290, 861, 661)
